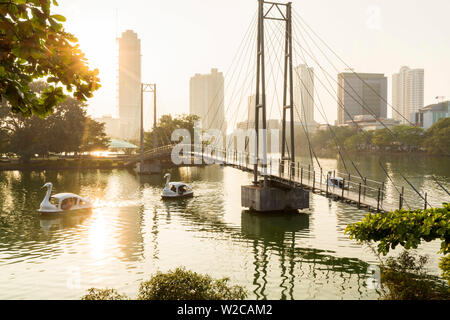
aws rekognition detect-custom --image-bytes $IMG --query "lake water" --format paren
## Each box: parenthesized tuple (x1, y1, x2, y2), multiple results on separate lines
(0, 154, 448, 300)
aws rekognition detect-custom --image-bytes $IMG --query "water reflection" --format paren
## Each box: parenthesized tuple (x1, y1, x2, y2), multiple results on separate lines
(241, 212, 309, 299)
(240, 211, 370, 299)
(39, 211, 91, 234)
(0, 153, 447, 299)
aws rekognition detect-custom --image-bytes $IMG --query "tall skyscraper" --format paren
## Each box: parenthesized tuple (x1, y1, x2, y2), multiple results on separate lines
(294, 64, 315, 128)
(337, 72, 387, 125)
(118, 30, 141, 141)
(189, 68, 226, 134)
(392, 66, 424, 124)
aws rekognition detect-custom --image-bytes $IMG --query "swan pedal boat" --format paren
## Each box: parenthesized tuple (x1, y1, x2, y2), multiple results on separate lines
(161, 173, 194, 199)
(39, 182, 93, 214)
(327, 177, 349, 190)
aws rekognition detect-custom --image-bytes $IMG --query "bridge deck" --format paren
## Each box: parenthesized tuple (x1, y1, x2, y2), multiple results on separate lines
(128, 145, 437, 213)
(226, 162, 397, 213)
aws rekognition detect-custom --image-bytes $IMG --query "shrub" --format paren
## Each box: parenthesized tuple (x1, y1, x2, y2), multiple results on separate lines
(439, 255, 450, 285)
(346, 203, 450, 299)
(137, 267, 247, 300)
(380, 251, 450, 300)
(81, 288, 128, 300)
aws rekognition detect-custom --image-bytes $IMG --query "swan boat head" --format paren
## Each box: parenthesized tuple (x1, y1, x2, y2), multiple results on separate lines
(39, 182, 59, 213)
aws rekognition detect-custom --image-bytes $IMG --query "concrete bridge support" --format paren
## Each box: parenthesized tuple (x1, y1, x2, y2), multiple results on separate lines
(136, 160, 162, 174)
(241, 181, 309, 213)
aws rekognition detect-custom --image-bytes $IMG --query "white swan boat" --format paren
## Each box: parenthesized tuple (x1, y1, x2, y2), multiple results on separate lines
(327, 175, 349, 190)
(161, 173, 193, 199)
(39, 182, 93, 213)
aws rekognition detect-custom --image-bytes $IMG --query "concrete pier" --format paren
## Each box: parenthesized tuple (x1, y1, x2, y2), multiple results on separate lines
(136, 160, 162, 174)
(241, 180, 309, 212)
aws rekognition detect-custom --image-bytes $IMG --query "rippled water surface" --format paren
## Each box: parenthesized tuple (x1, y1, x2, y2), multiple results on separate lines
(0, 154, 448, 299)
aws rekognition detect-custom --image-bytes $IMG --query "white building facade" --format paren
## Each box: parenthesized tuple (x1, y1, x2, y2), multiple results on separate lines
(294, 64, 315, 130)
(189, 68, 226, 134)
(392, 66, 424, 124)
(118, 30, 141, 141)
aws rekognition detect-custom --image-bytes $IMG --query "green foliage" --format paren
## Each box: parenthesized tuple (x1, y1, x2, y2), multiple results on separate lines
(81, 268, 247, 300)
(440, 255, 450, 285)
(346, 204, 450, 295)
(380, 251, 450, 300)
(422, 118, 450, 155)
(344, 132, 370, 151)
(345, 203, 450, 255)
(144, 114, 200, 150)
(308, 123, 446, 155)
(371, 128, 394, 150)
(137, 267, 247, 300)
(392, 125, 425, 151)
(81, 288, 128, 300)
(0, 89, 109, 161)
(0, 0, 100, 117)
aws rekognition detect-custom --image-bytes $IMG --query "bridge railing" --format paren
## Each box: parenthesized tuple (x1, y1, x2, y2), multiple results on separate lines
(141, 144, 439, 211)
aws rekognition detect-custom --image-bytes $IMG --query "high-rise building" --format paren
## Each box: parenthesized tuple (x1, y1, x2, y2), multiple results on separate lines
(294, 64, 315, 128)
(189, 68, 226, 134)
(392, 66, 424, 124)
(118, 30, 141, 141)
(337, 72, 387, 125)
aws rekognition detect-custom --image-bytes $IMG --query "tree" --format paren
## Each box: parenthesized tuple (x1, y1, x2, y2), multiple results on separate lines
(344, 132, 371, 151)
(0, 93, 109, 161)
(422, 118, 450, 155)
(379, 251, 450, 300)
(392, 125, 425, 152)
(345, 203, 450, 286)
(144, 114, 200, 150)
(0, 0, 100, 118)
(372, 128, 394, 150)
(80, 118, 109, 152)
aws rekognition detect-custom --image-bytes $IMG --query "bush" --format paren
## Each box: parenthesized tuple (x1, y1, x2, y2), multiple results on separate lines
(81, 288, 128, 300)
(137, 267, 247, 300)
(81, 268, 247, 300)
(380, 251, 450, 300)
(439, 255, 450, 285)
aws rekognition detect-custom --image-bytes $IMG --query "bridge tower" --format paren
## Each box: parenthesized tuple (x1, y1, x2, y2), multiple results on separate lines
(242, 0, 309, 213)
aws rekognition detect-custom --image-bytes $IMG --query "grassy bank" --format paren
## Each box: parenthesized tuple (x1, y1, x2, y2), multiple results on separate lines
(0, 158, 128, 171)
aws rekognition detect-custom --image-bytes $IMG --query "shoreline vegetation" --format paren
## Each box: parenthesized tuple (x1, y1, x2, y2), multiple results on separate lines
(0, 157, 127, 171)
(0, 152, 445, 172)
(293, 118, 450, 158)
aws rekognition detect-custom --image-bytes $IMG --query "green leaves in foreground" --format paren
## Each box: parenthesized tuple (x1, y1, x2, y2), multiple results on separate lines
(345, 203, 450, 286)
(345, 203, 449, 256)
(0, 0, 100, 117)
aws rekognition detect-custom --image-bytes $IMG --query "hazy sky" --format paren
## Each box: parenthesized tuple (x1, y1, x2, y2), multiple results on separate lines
(57, 0, 450, 126)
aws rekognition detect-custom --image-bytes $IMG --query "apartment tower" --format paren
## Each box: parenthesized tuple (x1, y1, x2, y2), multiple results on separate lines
(118, 30, 141, 141)
(189, 68, 226, 134)
(392, 66, 424, 124)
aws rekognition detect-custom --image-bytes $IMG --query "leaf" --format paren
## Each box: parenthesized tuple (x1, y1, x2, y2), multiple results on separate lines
(50, 14, 66, 22)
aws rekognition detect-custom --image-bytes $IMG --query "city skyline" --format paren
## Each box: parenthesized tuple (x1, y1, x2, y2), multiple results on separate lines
(56, 0, 450, 125)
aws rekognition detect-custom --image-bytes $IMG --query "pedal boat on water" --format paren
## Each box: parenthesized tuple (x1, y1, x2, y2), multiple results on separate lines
(161, 173, 194, 199)
(39, 182, 93, 214)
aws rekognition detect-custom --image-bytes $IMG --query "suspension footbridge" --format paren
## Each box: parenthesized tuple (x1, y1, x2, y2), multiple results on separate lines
(129, 0, 448, 213)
